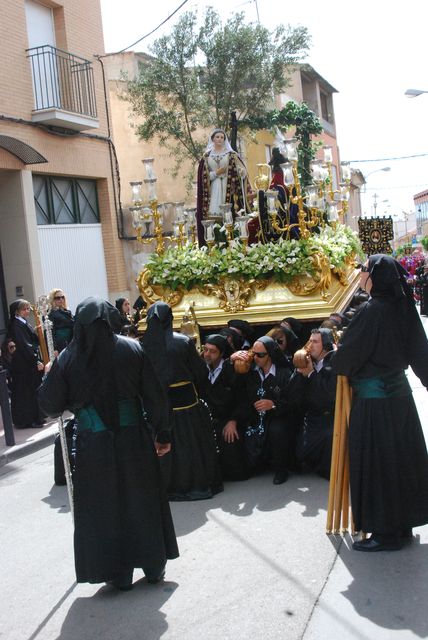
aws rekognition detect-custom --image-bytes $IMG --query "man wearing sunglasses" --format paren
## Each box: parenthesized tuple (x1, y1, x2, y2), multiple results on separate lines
(230, 336, 294, 485)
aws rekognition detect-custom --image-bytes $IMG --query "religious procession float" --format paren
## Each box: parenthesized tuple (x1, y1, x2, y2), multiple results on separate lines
(130, 134, 363, 329)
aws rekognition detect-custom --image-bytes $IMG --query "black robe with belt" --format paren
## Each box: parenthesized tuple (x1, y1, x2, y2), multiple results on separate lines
(332, 297, 428, 534)
(162, 333, 223, 500)
(8, 318, 42, 427)
(38, 335, 179, 584)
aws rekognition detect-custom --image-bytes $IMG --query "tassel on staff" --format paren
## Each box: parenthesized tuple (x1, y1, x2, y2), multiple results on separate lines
(326, 375, 353, 535)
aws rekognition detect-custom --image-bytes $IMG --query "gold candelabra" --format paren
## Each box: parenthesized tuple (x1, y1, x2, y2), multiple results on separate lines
(130, 160, 196, 256)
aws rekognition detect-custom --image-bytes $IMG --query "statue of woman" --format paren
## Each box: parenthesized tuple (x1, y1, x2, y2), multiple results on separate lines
(196, 128, 252, 244)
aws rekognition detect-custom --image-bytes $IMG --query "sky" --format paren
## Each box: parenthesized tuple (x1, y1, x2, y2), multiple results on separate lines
(99, 0, 428, 222)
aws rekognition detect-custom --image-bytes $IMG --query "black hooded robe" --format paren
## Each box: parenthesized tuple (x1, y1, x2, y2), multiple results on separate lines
(38, 298, 178, 584)
(332, 256, 428, 535)
(143, 301, 223, 501)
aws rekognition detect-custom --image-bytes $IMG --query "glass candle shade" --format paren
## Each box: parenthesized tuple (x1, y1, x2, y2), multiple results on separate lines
(311, 160, 324, 183)
(130, 206, 142, 229)
(341, 161, 351, 182)
(202, 219, 215, 242)
(327, 202, 339, 221)
(265, 190, 278, 214)
(283, 137, 298, 162)
(130, 181, 143, 205)
(280, 162, 294, 186)
(323, 146, 333, 164)
(306, 185, 320, 208)
(235, 215, 250, 239)
(142, 158, 156, 180)
(144, 178, 157, 202)
(220, 203, 233, 225)
(340, 183, 350, 201)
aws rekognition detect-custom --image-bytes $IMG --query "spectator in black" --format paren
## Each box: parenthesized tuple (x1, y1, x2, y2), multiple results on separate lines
(8, 299, 44, 428)
(48, 289, 74, 353)
(115, 297, 132, 330)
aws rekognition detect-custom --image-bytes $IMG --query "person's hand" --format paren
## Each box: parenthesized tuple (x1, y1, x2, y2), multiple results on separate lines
(293, 348, 310, 369)
(254, 399, 275, 412)
(230, 350, 250, 362)
(43, 360, 53, 374)
(216, 166, 226, 176)
(297, 358, 314, 377)
(37, 361, 45, 372)
(155, 441, 171, 457)
(223, 420, 239, 443)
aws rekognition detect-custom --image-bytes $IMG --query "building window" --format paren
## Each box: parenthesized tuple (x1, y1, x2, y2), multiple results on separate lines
(320, 92, 331, 123)
(33, 175, 100, 225)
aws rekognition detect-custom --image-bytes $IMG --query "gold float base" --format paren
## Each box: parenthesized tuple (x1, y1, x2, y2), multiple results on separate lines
(137, 263, 360, 329)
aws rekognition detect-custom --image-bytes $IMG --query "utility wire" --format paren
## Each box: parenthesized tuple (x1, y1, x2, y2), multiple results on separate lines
(347, 152, 428, 163)
(101, 0, 190, 57)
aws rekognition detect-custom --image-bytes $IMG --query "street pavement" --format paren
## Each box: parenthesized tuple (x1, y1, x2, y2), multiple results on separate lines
(0, 315, 427, 640)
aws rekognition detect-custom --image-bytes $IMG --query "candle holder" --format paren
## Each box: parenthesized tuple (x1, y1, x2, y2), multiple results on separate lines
(130, 159, 194, 255)
(220, 203, 234, 244)
(201, 218, 217, 251)
(235, 214, 251, 250)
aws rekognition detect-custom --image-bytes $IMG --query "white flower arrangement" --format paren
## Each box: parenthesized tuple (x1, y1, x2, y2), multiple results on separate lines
(146, 224, 362, 291)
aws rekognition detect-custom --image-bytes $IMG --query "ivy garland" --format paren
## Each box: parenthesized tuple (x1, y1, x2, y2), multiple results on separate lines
(243, 102, 323, 187)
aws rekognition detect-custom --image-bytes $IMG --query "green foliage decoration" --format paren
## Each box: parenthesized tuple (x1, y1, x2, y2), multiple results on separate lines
(145, 225, 362, 291)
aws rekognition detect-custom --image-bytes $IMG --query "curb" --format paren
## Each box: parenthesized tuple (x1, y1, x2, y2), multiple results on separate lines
(0, 428, 57, 467)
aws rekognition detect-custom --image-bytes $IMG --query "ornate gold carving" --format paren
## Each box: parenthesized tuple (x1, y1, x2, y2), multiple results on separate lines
(288, 253, 332, 300)
(199, 278, 268, 313)
(333, 267, 348, 286)
(137, 268, 184, 307)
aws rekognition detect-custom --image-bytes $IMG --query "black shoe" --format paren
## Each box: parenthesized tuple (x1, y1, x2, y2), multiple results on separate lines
(107, 569, 134, 591)
(143, 564, 166, 584)
(31, 423, 44, 428)
(353, 534, 403, 552)
(273, 470, 289, 485)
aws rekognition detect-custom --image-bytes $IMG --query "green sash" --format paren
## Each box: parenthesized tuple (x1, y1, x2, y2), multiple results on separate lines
(351, 371, 411, 399)
(77, 399, 141, 432)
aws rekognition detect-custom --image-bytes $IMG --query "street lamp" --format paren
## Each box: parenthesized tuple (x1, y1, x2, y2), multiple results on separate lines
(362, 166, 391, 194)
(405, 88, 428, 98)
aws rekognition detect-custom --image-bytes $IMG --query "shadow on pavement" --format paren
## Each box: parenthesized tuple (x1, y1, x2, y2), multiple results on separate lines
(333, 533, 428, 637)
(170, 471, 330, 538)
(55, 579, 178, 640)
(41, 483, 71, 515)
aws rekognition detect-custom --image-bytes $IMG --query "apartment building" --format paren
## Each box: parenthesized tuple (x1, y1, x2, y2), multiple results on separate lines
(0, 0, 129, 339)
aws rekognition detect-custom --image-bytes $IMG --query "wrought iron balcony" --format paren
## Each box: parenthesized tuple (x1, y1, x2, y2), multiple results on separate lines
(26, 45, 99, 131)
